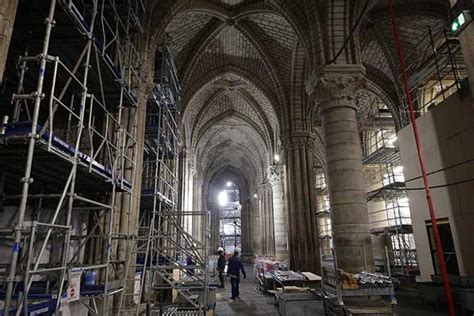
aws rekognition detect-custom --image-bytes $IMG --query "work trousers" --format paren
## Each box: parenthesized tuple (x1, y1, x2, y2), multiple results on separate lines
(230, 275, 240, 298)
(218, 269, 225, 287)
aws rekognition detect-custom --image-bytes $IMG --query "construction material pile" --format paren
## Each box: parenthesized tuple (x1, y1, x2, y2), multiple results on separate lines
(355, 272, 393, 288)
(274, 270, 307, 281)
(255, 257, 281, 275)
(337, 269, 393, 289)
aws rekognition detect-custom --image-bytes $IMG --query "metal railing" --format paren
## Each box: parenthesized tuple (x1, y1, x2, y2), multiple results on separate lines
(0, 0, 145, 314)
(400, 26, 467, 126)
(118, 47, 209, 315)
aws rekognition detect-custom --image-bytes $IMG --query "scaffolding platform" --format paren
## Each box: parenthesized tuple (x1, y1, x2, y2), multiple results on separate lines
(0, 121, 132, 192)
(367, 182, 406, 201)
(370, 224, 413, 236)
(0, 1, 145, 314)
(363, 146, 400, 165)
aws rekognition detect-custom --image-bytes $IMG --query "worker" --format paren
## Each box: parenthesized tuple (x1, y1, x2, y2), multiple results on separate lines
(186, 255, 195, 276)
(217, 247, 226, 288)
(227, 248, 246, 300)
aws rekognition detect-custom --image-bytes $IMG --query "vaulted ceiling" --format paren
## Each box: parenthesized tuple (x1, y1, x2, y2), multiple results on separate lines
(146, 0, 454, 187)
(358, 0, 449, 129)
(159, 2, 301, 188)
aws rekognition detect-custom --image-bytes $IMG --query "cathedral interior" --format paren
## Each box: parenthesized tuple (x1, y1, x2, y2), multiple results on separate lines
(0, 0, 473, 315)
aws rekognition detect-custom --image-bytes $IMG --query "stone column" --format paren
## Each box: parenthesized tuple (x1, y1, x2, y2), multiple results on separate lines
(311, 64, 374, 273)
(282, 132, 320, 273)
(241, 198, 253, 262)
(0, 0, 18, 84)
(193, 176, 204, 243)
(184, 164, 195, 234)
(257, 183, 274, 256)
(210, 204, 220, 253)
(261, 183, 275, 256)
(249, 196, 262, 260)
(269, 166, 289, 260)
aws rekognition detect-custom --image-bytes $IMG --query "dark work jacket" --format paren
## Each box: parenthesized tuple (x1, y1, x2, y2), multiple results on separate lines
(227, 254, 246, 278)
(217, 254, 226, 270)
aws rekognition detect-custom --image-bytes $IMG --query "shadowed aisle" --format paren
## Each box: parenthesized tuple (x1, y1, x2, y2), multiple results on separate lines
(215, 264, 279, 315)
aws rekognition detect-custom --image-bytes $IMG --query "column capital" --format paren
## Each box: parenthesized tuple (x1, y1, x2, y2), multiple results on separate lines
(281, 131, 316, 150)
(267, 164, 284, 185)
(306, 64, 366, 113)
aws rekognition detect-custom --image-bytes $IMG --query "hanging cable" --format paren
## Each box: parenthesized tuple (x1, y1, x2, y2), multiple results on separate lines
(367, 177, 474, 197)
(326, 0, 370, 65)
(405, 158, 474, 183)
(388, 1, 455, 315)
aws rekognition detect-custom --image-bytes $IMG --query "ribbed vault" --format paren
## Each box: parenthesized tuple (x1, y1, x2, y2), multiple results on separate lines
(145, 0, 454, 201)
(159, 3, 294, 185)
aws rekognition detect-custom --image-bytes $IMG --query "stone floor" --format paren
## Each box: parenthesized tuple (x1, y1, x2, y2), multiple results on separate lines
(213, 265, 448, 316)
(215, 269, 279, 315)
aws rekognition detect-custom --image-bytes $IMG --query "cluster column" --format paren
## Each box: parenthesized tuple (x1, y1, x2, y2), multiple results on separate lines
(209, 202, 220, 252)
(282, 132, 320, 273)
(249, 196, 262, 260)
(258, 182, 275, 257)
(311, 65, 373, 273)
(268, 165, 289, 260)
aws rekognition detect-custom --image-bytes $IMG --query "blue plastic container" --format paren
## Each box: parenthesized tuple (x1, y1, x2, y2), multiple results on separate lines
(84, 271, 97, 286)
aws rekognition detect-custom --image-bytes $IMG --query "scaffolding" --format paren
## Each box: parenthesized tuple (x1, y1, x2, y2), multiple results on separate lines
(219, 185, 241, 254)
(399, 26, 467, 125)
(363, 98, 418, 278)
(0, 0, 145, 314)
(314, 169, 332, 258)
(118, 47, 210, 315)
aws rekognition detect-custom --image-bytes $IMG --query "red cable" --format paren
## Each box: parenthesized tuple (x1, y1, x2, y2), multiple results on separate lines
(387, 1, 455, 315)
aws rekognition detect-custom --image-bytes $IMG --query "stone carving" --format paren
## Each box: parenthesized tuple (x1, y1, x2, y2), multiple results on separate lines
(280, 131, 316, 150)
(306, 65, 366, 113)
(268, 164, 283, 184)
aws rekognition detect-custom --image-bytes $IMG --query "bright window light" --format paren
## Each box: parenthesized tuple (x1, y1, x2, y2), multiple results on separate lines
(218, 191, 228, 206)
(274, 154, 280, 163)
(393, 166, 404, 174)
(253, 193, 258, 198)
(226, 181, 232, 187)
(387, 135, 397, 147)
(398, 197, 409, 204)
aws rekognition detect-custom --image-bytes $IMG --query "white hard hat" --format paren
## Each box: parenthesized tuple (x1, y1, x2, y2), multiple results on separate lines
(217, 247, 224, 252)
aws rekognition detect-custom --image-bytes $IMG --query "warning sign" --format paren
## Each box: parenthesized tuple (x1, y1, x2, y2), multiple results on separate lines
(67, 269, 82, 302)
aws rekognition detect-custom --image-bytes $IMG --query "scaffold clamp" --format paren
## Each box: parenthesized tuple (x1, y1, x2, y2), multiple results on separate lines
(20, 177, 34, 184)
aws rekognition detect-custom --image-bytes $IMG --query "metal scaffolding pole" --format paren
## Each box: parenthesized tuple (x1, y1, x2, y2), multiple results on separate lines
(3, 1, 58, 312)
(0, 0, 145, 314)
(118, 47, 210, 315)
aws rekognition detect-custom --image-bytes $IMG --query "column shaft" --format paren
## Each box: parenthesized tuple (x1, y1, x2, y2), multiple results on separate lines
(283, 133, 320, 273)
(269, 167, 289, 260)
(322, 106, 373, 272)
(313, 65, 374, 273)
(250, 197, 262, 260)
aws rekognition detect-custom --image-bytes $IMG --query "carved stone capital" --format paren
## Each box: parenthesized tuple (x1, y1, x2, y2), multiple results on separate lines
(268, 165, 284, 185)
(281, 131, 316, 151)
(306, 64, 366, 114)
